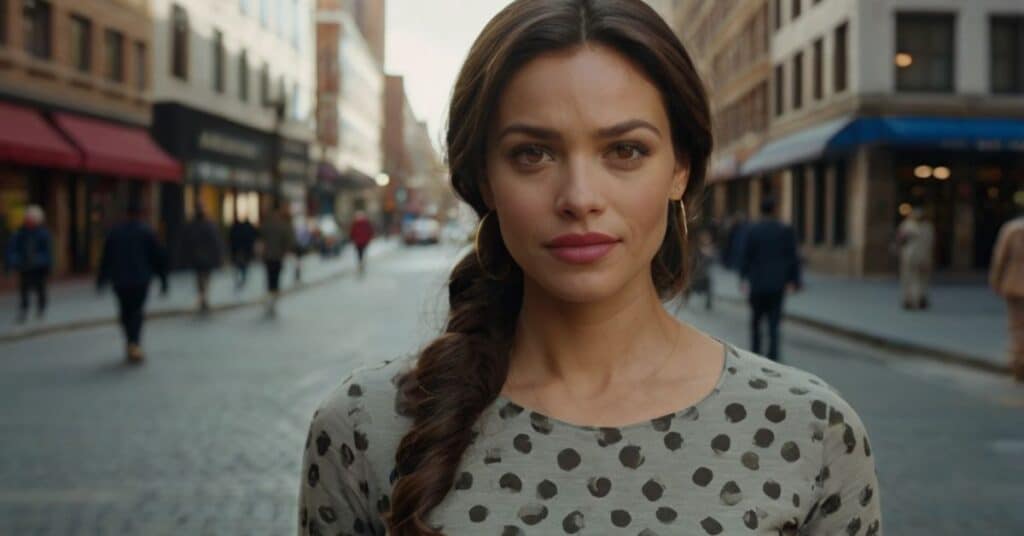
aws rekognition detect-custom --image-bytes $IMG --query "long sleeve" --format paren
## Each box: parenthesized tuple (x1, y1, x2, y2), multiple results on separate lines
(298, 391, 379, 536)
(787, 226, 802, 288)
(145, 229, 169, 288)
(803, 395, 882, 535)
(989, 224, 1012, 294)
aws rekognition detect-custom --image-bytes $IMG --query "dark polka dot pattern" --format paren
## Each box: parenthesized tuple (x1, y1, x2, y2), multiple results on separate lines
(298, 344, 882, 535)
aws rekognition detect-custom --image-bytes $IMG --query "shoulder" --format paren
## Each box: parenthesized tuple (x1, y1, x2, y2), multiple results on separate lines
(307, 355, 417, 464)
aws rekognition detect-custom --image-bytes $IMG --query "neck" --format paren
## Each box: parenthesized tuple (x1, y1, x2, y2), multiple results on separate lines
(508, 273, 681, 399)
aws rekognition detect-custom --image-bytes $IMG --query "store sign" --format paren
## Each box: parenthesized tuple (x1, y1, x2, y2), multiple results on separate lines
(198, 130, 262, 160)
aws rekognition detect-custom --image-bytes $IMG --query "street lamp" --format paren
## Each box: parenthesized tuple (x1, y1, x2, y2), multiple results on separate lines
(375, 172, 390, 187)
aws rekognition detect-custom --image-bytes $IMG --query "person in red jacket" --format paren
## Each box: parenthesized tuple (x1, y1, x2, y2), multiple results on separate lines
(348, 211, 374, 275)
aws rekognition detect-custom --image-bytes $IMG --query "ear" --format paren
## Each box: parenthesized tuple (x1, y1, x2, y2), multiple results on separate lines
(670, 160, 690, 201)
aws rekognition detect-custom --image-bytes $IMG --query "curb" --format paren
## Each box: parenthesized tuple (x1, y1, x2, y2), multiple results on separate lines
(714, 293, 1011, 376)
(0, 245, 401, 344)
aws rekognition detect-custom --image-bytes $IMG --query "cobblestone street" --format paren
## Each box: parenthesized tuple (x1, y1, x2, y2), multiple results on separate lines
(1, 245, 1022, 534)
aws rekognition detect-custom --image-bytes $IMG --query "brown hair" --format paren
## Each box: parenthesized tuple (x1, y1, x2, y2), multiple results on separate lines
(385, 0, 712, 533)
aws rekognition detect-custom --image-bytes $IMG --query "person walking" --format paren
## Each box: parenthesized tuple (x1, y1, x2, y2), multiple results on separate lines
(228, 217, 259, 291)
(96, 201, 168, 363)
(349, 210, 375, 276)
(300, 3, 880, 534)
(989, 214, 1024, 382)
(895, 206, 935, 310)
(740, 197, 802, 361)
(686, 227, 715, 310)
(259, 204, 295, 317)
(5, 205, 53, 323)
(178, 206, 223, 313)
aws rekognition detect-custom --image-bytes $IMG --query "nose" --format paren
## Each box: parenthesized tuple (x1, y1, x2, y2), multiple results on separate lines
(554, 156, 606, 220)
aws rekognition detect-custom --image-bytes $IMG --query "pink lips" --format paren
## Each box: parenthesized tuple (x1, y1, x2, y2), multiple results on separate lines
(544, 232, 620, 264)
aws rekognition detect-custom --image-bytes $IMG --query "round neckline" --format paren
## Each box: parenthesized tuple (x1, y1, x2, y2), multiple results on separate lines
(491, 339, 733, 432)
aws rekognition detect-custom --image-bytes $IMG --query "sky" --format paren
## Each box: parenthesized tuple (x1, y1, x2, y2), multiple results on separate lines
(384, 0, 511, 152)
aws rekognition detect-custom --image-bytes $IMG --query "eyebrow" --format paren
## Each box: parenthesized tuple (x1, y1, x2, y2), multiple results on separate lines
(496, 119, 662, 142)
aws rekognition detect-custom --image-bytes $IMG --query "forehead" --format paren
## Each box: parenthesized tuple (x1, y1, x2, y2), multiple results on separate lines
(494, 45, 668, 134)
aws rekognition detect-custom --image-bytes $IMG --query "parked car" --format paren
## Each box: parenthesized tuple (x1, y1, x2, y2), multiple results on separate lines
(403, 217, 441, 245)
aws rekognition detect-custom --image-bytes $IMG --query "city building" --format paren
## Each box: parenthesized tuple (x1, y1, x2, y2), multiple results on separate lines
(149, 0, 316, 261)
(315, 0, 384, 225)
(0, 0, 180, 275)
(676, 0, 1024, 276)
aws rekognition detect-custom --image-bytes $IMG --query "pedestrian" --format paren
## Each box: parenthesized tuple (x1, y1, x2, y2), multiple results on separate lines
(228, 216, 259, 291)
(989, 214, 1024, 382)
(5, 205, 53, 323)
(299, 2, 880, 534)
(259, 204, 295, 317)
(740, 197, 802, 361)
(96, 200, 168, 363)
(178, 205, 223, 313)
(895, 206, 934, 310)
(686, 227, 715, 310)
(349, 210, 374, 275)
(722, 211, 749, 270)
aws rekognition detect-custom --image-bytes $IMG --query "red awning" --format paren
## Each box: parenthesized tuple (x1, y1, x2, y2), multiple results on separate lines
(54, 112, 182, 181)
(0, 102, 81, 170)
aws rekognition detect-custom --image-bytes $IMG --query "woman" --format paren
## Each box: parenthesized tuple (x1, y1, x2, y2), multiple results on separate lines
(299, 1, 881, 534)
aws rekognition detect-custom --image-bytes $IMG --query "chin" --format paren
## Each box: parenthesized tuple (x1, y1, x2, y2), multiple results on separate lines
(528, 268, 627, 304)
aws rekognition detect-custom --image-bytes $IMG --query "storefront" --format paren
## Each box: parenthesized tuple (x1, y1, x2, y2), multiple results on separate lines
(152, 103, 276, 266)
(0, 101, 181, 274)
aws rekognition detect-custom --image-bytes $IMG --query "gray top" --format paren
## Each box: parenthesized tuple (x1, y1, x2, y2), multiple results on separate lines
(299, 344, 881, 535)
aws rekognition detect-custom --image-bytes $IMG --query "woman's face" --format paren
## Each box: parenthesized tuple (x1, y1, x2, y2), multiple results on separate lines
(484, 44, 688, 303)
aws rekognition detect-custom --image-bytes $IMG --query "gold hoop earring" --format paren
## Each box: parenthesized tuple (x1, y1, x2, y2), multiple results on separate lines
(679, 199, 689, 239)
(474, 211, 506, 280)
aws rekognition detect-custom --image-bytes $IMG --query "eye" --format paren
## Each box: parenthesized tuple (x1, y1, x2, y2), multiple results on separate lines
(608, 142, 650, 161)
(509, 144, 554, 167)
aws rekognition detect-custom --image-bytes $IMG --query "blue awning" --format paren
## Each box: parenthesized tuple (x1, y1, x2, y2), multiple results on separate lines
(740, 116, 1024, 176)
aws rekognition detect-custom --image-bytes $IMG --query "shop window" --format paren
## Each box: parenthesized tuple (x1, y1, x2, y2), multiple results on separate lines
(69, 14, 91, 73)
(104, 29, 123, 82)
(774, 63, 784, 116)
(792, 51, 803, 110)
(813, 163, 827, 244)
(171, 3, 189, 80)
(791, 165, 806, 243)
(832, 160, 848, 246)
(991, 16, 1024, 94)
(834, 21, 848, 92)
(239, 49, 249, 101)
(134, 41, 146, 90)
(213, 28, 224, 93)
(23, 0, 52, 59)
(896, 13, 955, 92)
(813, 38, 823, 100)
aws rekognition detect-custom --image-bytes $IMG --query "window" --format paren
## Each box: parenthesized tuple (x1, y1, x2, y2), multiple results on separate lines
(773, 0, 782, 31)
(791, 166, 806, 243)
(260, 62, 269, 106)
(69, 14, 91, 73)
(171, 4, 189, 79)
(991, 16, 1024, 94)
(212, 29, 224, 93)
(23, 0, 52, 59)
(834, 22, 848, 92)
(774, 63, 784, 116)
(239, 49, 249, 101)
(895, 13, 954, 92)
(104, 29, 123, 82)
(134, 41, 146, 90)
(813, 38, 823, 100)
(260, 0, 268, 27)
(791, 0, 801, 20)
(239, 0, 249, 16)
(813, 163, 826, 245)
(832, 160, 847, 246)
(792, 51, 803, 110)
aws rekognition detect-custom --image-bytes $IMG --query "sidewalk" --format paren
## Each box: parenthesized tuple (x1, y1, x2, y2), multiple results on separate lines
(0, 238, 400, 342)
(710, 265, 1011, 373)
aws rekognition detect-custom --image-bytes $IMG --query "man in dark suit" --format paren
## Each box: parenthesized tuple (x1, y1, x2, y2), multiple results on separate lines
(740, 197, 802, 361)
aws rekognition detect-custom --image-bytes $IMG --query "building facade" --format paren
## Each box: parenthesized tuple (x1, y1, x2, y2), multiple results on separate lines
(676, 0, 1024, 276)
(150, 0, 316, 260)
(315, 0, 384, 225)
(0, 0, 180, 274)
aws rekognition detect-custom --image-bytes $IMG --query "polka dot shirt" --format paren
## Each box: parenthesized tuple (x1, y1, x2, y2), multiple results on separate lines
(299, 344, 882, 535)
